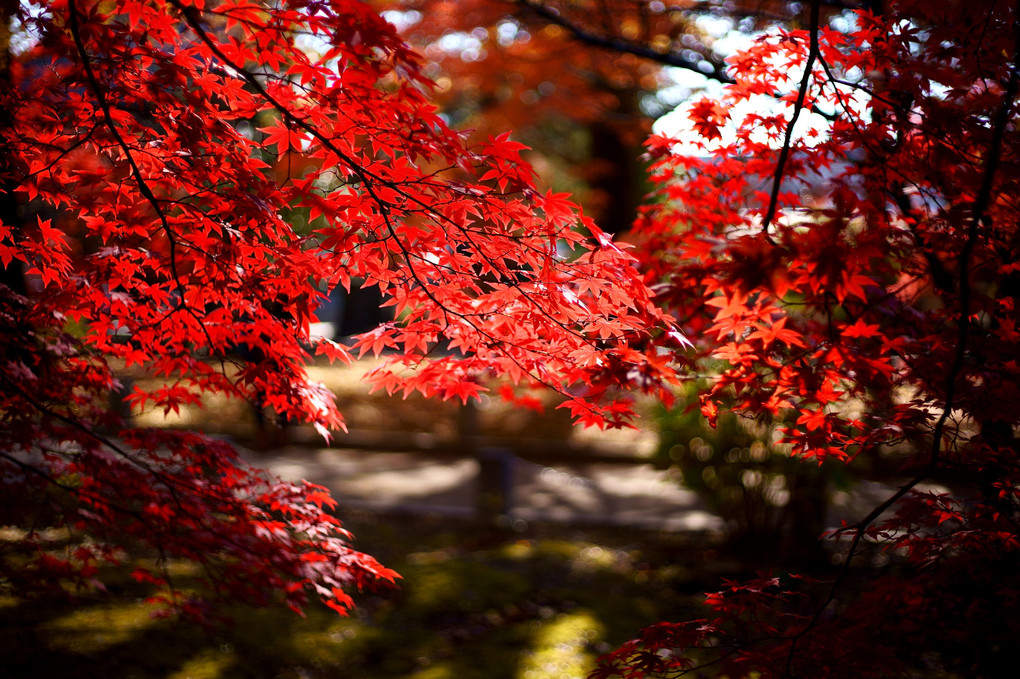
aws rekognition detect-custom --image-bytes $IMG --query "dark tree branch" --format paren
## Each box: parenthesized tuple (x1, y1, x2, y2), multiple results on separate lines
(508, 1, 867, 83)
(511, 0, 839, 127)
(761, 0, 820, 241)
(513, 0, 733, 83)
(68, 1, 224, 364)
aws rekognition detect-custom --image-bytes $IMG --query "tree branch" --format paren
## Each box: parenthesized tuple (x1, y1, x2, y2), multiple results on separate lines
(68, 1, 223, 361)
(761, 0, 820, 240)
(513, 0, 732, 83)
(511, 0, 837, 125)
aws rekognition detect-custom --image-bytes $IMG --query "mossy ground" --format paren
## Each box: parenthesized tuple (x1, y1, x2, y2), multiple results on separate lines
(0, 514, 724, 679)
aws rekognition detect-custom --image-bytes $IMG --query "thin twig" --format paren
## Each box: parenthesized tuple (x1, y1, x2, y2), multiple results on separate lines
(761, 0, 820, 241)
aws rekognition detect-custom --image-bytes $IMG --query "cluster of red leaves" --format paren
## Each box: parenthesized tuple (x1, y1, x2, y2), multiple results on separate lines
(596, 1, 1020, 676)
(0, 0, 676, 615)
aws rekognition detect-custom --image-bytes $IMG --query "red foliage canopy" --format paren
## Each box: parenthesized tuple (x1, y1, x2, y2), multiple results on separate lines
(594, 0, 1020, 676)
(0, 0, 674, 615)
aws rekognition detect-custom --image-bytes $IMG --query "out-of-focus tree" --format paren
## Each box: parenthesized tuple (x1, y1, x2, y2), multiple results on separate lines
(371, 0, 711, 233)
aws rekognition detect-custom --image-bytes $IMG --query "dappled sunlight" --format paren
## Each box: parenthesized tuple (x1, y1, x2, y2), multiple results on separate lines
(0, 529, 712, 679)
(167, 649, 234, 679)
(40, 602, 160, 653)
(518, 610, 604, 679)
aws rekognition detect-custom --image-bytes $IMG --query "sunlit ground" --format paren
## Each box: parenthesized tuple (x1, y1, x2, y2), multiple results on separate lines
(0, 517, 727, 679)
(4, 359, 927, 678)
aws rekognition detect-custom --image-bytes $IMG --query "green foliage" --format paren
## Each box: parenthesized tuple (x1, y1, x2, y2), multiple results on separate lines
(655, 387, 850, 564)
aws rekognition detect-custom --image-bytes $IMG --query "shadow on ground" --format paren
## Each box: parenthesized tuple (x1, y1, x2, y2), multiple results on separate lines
(0, 517, 731, 679)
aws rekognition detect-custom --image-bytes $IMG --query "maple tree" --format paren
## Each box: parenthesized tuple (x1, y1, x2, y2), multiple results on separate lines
(0, 0, 675, 615)
(590, 0, 1020, 676)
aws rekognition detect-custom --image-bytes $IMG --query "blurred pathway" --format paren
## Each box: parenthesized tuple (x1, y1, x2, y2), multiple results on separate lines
(245, 446, 726, 533)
